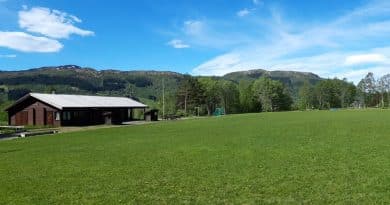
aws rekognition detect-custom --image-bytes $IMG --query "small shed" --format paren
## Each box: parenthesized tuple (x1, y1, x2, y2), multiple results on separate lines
(144, 109, 159, 121)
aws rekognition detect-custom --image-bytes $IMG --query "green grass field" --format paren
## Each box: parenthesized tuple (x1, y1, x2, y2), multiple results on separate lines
(1, 110, 390, 204)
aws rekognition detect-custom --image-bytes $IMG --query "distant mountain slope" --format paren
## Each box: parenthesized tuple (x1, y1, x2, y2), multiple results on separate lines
(0, 65, 184, 101)
(224, 69, 321, 83)
(223, 69, 322, 96)
(0, 65, 322, 102)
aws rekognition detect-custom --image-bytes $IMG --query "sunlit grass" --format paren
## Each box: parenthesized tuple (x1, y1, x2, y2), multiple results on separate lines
(1, 110, 390, 204)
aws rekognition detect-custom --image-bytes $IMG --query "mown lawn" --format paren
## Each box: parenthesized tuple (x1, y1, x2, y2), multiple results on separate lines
(1, 110, 390, 204)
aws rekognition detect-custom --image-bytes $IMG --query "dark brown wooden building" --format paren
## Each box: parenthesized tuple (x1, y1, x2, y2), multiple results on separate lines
(5, 93, 148, 126)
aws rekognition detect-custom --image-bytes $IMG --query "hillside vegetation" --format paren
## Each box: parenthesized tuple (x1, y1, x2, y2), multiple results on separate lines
(1, 110, 389, 204)
(1, 66, 386, 121)
(0, 65, 320, 99)
(224, 69, 321, 90)
(0, 65, 323, 121)
(0, 65, 183, 100)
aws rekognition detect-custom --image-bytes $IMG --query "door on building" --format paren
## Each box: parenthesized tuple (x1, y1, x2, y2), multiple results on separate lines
(103, 112, 112, 125)
(15, 111, 28, 126)
(45, 111, 54, 126)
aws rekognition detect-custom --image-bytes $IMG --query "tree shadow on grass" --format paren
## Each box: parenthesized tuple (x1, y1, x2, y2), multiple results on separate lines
(0, 149, 23, 154)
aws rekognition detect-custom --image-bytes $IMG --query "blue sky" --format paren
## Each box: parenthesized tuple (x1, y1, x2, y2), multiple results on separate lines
(0, 0, 390, 83)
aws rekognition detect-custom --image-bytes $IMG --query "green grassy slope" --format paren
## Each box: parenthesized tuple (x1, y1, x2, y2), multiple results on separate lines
(1, 110, 390, 204)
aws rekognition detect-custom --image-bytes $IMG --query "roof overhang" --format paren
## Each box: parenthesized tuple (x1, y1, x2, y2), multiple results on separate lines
(5, 93, 33, 111)
(5, 93, 64, 112)
(61, 106, 148, 109)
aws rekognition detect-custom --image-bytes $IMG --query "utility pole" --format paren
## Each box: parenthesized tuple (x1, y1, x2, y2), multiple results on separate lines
(162, 78, 165, 120)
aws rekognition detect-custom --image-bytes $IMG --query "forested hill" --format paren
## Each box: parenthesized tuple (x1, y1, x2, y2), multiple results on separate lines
(0, 65, 322, 108)
(224, 69, 322, 87)
(0, 65, 184, 101)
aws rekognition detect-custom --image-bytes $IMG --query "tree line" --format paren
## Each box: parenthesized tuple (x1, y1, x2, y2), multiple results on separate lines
(168, 72, 390, 117)
(171, 75, 293, 117)
(1, 71, 390, 120)
(299, 72, 390, 110)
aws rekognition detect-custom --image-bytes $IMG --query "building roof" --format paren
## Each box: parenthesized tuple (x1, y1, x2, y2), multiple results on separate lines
(6, 93, 148, 110)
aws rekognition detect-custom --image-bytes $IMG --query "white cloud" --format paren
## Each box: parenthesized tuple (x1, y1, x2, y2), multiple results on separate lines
(335, 66, 390, 83)
(193, 48, 390, 83)
(193, 53, 243, 76)
(0, 6, 93, 53)
(167, 39, 190, 49)
(237, 9, 251, 17)
(18, 6, 94, 39)
(0, 54, 16, 58)
(191, 0, 390, 83)
(345, 54, 387, 65)
(183, 20, 204, 36)
(171, 19, 253, 49)
(0, 31, 63, 52)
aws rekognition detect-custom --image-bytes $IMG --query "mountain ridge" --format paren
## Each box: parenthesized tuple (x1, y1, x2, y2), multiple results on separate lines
(0, 65, 323, 102)
(1, 65, 320, 79)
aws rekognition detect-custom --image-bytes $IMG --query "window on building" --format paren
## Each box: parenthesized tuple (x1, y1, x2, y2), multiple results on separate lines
(55, 112, 60, 121)
(62, 111, 71, 121)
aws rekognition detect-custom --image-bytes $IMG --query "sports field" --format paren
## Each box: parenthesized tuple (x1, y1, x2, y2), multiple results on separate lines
(1, 110, 390, 204)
